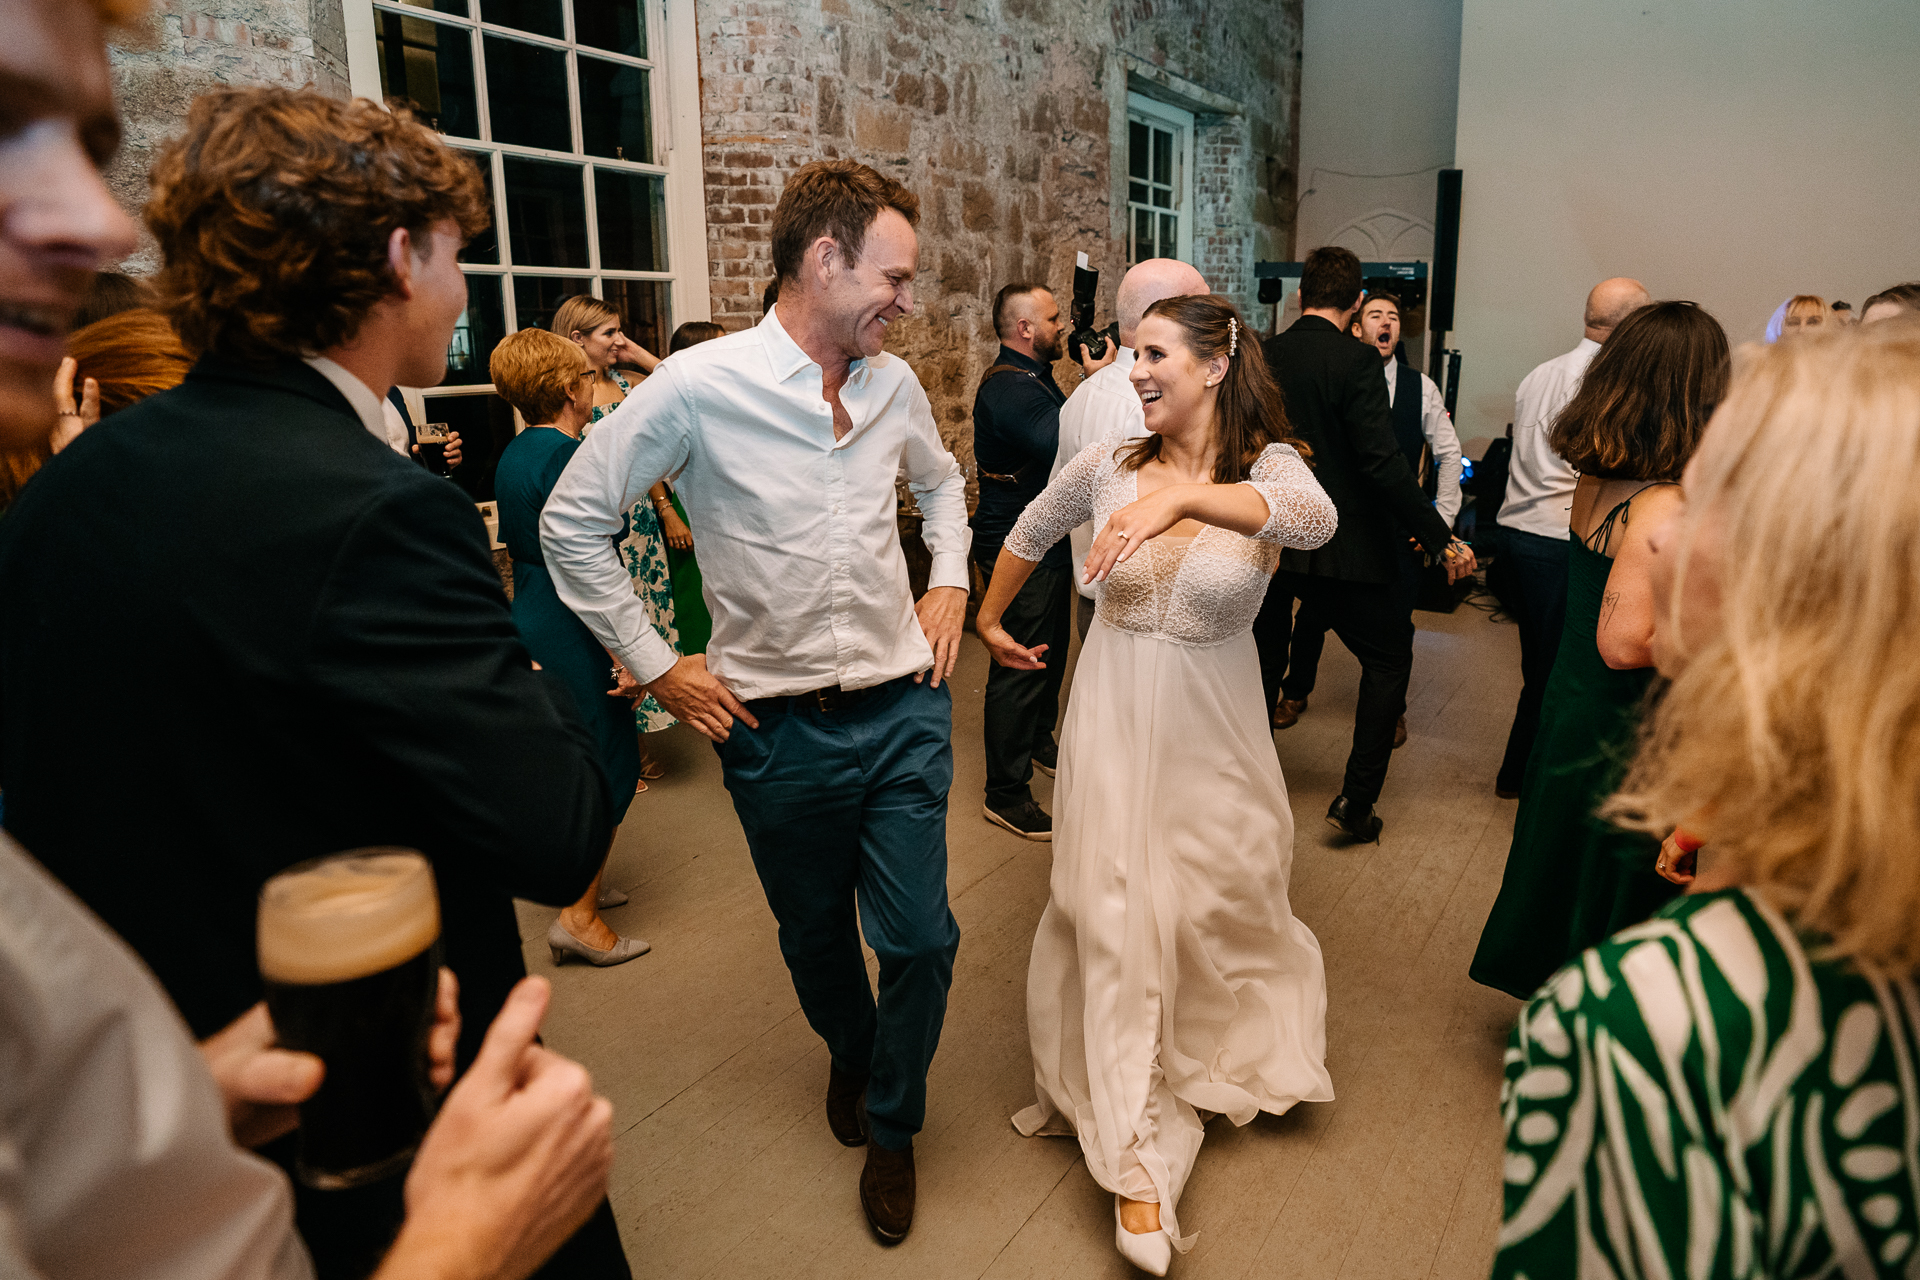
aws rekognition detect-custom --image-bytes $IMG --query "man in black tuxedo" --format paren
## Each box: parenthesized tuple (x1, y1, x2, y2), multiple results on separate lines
(1253, 247, 1475, 842)
(0, 86, 628, 1280)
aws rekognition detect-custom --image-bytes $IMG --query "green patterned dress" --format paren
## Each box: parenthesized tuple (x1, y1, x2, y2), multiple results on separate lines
(1495, 888, 1920, 1278)
(586, 370, 677, 732)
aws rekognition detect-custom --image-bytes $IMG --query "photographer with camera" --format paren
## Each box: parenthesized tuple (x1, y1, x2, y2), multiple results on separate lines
(972, 283, 1107, 840)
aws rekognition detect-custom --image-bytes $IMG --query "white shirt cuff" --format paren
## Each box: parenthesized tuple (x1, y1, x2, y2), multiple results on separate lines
(927, 551, 970, 593)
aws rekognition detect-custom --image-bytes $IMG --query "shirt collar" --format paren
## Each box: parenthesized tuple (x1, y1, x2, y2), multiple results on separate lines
(303, 356, 389, 440)
(759, 304, 870, 387)
(1382, 354, 1398, 381)
(996, 344, 1049, 375)
(1575, 337, 1602, 357)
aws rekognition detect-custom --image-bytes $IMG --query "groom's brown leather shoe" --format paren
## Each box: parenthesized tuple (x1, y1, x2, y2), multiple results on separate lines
(860, 1140, 915, 1244)
(1272, 697, 1308, 729)
(826, 1061, 868, 1147)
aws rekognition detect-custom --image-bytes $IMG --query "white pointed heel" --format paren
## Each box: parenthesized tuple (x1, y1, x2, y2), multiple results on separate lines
(1114, 1196, 1171, 1276)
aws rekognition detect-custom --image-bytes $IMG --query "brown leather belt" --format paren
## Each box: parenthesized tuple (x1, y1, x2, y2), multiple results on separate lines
(744, 674, 909, 717)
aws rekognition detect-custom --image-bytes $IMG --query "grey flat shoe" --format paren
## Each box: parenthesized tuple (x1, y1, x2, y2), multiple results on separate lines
(596, 883, 629, 909)
(547, 919, 650, 967)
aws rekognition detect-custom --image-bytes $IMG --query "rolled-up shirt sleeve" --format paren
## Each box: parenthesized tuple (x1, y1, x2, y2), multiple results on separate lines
(540, 367, 693, 684)
(900, 379, 972, 591)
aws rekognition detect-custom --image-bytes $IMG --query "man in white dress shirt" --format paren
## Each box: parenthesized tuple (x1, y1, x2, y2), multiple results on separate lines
(1492, 275, 1649, 796)
(1271, 289, 1462, 739)
(541, 160, 970, 1245)
(1050, 258, 1209, 639)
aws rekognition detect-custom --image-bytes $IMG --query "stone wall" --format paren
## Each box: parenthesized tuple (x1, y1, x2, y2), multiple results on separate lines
(695, 0, 1303, 464)
(105, 0, 352, 270)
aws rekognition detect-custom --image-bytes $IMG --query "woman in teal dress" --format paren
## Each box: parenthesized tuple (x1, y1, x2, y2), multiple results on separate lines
(1495, 320, 1920, 1279)
(1471, 302, 1729, 1000)
(490, 329, 648, 967)
(551, 295, 684, 774)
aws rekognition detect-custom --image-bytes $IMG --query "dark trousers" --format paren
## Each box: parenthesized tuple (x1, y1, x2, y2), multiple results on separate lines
(1495, 527, 1571, 793)
(978, 557, 1072, 808)
(1253, 558, 1421, 808)
(716, 676, 960, 1151)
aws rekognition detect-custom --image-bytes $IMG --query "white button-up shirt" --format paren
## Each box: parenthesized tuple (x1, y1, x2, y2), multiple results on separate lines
(1382, 355, 1464, 528)
(541, 306, 972, 699)
(1499, 338, 1598, 540)
(1051, 345, 1142, 598)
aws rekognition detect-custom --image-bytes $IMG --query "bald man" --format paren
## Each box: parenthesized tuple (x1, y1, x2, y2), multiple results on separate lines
(1493, 276, 1650, 798)
(1050, 258, 1210, 638)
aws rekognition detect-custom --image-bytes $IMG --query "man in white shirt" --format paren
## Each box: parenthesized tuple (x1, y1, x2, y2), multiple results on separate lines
(1051, 257, 1209, 638)
(541, 161, 970, 1245)
(1492, 276, 1649, 796)
(1272, 289, 1461, 739)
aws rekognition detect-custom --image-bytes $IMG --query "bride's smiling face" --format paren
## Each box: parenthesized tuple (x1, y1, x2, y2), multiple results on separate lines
(1129, 315, 1214, 436)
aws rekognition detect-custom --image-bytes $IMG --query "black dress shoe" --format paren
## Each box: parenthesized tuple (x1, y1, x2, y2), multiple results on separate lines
(826, 1060, 868, 1147)
(1326, 794, 1383, 843)
(860, 1140, 916, 1244)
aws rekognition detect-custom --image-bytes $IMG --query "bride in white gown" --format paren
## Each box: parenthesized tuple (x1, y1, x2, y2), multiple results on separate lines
(975, 295, 1338, 1275)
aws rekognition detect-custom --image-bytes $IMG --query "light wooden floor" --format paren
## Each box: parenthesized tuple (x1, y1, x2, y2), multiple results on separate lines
(515, 601, 1527, 1279)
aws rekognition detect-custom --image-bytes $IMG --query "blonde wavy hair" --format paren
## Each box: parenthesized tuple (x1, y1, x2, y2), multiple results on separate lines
(489, 329, 588, 425)
(1605, 320, 1920, 971)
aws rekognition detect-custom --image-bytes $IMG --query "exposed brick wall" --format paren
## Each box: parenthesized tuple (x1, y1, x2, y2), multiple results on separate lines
(694, 0, 1302, 469)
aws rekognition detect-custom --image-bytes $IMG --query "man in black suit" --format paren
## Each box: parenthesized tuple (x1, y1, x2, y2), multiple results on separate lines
(0, 86, 628, 1279)
(1253, 247, 1475, 842)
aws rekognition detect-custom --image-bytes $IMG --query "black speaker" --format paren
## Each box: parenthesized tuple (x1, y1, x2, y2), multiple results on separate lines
(1258, 276, 1286, 305)
(1429, 168, 1462, 334)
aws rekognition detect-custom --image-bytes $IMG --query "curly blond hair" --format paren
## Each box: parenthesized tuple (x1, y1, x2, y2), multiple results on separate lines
(145, 88, 489, 364)
(1605, 320, 1920, 971)
(489, 329, 587, 426)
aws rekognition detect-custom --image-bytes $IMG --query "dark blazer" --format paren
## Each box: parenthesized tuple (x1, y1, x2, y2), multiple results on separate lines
(0, 356, 610, 1067)
(1264, 316, 1452, 583)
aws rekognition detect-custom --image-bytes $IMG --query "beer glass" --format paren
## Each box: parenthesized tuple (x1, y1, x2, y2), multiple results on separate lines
(414, 421, 452, 476)
(258, 848, 442, 1188)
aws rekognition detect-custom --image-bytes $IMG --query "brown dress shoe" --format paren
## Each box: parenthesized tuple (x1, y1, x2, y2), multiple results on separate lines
(1272, 697, 1308, 729)
(826, 1060, 868, 1147)
(1393, 714, 1408, 749)
(860, 1140, 916, 1244)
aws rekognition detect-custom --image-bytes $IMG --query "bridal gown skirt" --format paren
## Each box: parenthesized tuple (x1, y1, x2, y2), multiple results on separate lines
(1013, 618, 1334, 1250)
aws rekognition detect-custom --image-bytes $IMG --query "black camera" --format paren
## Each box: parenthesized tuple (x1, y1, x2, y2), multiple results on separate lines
(1067, 252, 1110, 364)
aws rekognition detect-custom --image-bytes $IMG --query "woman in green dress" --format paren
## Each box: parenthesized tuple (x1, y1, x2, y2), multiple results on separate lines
(1495, 320, 1920, 1278)
(552, 295, 685, 779)
(1471, 302, 1730, 1000)
(657, 319, 729, 656)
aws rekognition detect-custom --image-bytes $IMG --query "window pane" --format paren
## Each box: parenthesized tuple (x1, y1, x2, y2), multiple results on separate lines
(445, 273, 507, 385)
(424, 392, 518, 501)
(1128, 121, 1149, 179)
(479, 0, 562, 37)
(455, 150, 499, 264)
(483, 35, 570, 150)
(594, 169, 666, 271)
(602, 279, 670, 362)
(573, 0, 646, 58)
(503, 158, 588, 267)
(1128, 181, 1147, 206)
(1134, 207, 1154, 263)
(512, 274, 595, 333)
(1152, 128, 1172, 186)
(1161, 214, 1177, 259)
(376, 12, 480, 139)
(578, 56, 652, 162)
(385, 0, 468, 17)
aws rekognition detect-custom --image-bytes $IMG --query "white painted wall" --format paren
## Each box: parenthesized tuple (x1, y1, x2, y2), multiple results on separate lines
(1450, 0, 1920, 438)
(1295, 0, 1462, 259)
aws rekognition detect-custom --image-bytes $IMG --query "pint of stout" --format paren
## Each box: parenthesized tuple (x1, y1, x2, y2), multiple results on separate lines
(259, 848, 442, 1189)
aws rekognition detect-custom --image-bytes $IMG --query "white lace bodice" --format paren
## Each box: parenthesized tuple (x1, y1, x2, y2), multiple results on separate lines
(1004, 441, 1337, 645)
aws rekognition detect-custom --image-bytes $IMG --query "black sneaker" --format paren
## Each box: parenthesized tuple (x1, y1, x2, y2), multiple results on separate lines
(983, 799, 1053, 841)
(1031, 741, 1058, 778)
(1326, 794, 1383, 843)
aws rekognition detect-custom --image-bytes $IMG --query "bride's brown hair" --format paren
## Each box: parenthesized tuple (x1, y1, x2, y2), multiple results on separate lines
(1117, 294, 1307, 482)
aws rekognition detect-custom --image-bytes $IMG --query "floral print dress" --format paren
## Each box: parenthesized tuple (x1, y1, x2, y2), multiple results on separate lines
(586, 370, 678, 732)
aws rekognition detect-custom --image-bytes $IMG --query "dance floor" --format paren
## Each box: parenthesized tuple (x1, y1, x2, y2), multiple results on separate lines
(516, 598, 1526, 1278)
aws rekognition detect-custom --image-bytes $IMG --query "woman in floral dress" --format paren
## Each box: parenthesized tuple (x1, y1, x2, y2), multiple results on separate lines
(553, 295, 688, 780)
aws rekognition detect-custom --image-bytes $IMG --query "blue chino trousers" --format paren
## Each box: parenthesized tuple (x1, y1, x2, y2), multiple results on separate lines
(715, 676, 961, 1151)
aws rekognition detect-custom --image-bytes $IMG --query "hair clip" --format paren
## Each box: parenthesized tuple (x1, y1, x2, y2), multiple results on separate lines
(1227, 315, 1238, 357)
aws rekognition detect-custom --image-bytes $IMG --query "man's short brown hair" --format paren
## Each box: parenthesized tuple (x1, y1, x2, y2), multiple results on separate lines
(489, 329, 587, 425)
(146, 88, 489, 364)
(1299, 246, 1363, 312)
(770, 160, 919, 286)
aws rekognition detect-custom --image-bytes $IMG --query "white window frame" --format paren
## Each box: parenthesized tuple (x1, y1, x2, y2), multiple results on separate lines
(342, 0, 710, 412)
(1124, 93, 1195, 265)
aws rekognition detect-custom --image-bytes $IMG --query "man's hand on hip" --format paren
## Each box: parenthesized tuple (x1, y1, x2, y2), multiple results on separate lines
(913, 585, 968, 689)
(643, 654, 759, 742)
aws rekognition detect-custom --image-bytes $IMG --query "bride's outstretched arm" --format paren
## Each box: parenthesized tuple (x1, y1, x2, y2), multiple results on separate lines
(975, 548, 1049, 670)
